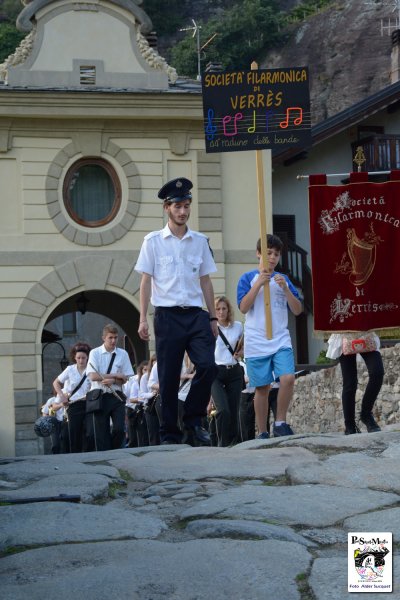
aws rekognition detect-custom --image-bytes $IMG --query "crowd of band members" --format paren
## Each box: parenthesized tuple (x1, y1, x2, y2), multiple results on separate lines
(42, 314, 383, 454)
(41, 312, 278, 454)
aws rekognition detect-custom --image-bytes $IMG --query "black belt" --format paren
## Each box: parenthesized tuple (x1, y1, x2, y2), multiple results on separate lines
(218, 363, 240, 370)
(156, 306, 202, 313)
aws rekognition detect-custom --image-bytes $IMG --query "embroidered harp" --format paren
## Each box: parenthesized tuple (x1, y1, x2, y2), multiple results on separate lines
(346, 228, 376, 286)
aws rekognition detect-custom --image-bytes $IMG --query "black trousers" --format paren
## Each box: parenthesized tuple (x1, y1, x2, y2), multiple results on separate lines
(154, 307, 217, 443)
(339, 351, 384, 427)
(88, 392, 125, 451)
(50, 420, 63, 454)
(238, 387, 278, 441)
(65, 399, 86, 453)
(211, 363, 242, 446)
(239, 392, 255, 442)
(144, 410, 160, 446)
(126, 407, 139, 447)
(136, 408, 149, 447)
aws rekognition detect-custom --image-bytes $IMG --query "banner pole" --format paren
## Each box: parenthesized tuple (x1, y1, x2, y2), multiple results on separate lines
(251, 61, 272, 339)
(297, 170, 391, 180)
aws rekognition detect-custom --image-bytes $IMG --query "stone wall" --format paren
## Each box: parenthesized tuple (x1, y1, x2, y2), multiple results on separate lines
(289, 345, 400, 434)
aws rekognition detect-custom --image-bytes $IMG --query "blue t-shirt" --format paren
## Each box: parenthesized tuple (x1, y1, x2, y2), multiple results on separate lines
(237, 269, 300, 358)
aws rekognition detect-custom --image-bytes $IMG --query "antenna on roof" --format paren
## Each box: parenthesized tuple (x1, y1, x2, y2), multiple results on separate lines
(179, 19, 202, 81)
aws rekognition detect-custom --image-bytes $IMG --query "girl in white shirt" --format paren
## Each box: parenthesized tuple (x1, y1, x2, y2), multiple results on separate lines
(211, 296, 244, 446)
(124, 361, 147, 447)
(41, 392, 65, 454)
(137, 354, 157, 446)
(144, 360, 161, 445)
(53, 342, 91, 453)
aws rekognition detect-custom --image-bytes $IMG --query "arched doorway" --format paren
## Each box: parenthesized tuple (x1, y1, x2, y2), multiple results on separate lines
(41, 289, 147, 403)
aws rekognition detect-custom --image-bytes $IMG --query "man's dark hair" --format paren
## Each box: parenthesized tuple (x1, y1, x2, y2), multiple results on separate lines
(256, 234, 283, 253)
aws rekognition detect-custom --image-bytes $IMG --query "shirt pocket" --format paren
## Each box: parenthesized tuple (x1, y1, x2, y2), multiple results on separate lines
(156, 255, 174, 278)
(187, 254, 202, 276)
(113, 360, 124, 374)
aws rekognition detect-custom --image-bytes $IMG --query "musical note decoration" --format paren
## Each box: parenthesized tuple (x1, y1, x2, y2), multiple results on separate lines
(222, 113, 244, 136)
(205, 108, 217, 141)
(279, 107, 303, 129)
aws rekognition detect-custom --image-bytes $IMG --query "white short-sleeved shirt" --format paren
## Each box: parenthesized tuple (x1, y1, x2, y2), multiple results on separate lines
(57, 364, 91, 403)
(134, 224, 217, 307)
(178, 360, 194, 402)
(237, 269, 300, 358)
(215, 321, 243, 366)
(139, 371, 153, 404)
(86, 345, 134, 392)
(41, 397, 65, 422)
(124, 375, 139, 409)
(148, 362, 159, 390)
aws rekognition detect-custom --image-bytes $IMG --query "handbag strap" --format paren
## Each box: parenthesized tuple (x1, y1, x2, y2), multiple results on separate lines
(106, 352, 116, 374)
(218, 327, 238, 358)
(69, 373, 87, 398)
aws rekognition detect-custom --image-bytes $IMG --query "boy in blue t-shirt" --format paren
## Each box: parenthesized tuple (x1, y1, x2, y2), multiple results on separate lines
(237, 234, 302, 438)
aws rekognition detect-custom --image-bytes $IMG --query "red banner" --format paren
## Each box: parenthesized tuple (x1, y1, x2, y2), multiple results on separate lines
(309, 172, 400, 333)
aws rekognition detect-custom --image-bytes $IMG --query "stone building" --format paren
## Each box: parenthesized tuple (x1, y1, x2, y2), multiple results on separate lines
(0, 0, 270, 456)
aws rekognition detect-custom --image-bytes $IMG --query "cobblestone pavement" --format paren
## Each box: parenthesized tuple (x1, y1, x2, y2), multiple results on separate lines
(1, 428, 399, 599)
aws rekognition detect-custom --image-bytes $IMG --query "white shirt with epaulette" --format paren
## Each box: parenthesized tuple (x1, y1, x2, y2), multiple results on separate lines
(135, 224, 217, 307)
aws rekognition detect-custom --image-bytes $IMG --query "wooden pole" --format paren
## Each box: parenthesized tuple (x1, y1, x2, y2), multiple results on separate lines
(251, 61, 272, 339)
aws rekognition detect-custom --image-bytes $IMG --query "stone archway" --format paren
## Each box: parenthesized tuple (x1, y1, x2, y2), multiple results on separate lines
(11, 254, 147, 456)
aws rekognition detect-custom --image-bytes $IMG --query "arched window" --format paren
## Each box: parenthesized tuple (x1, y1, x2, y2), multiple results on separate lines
(63, 158, 121, 227)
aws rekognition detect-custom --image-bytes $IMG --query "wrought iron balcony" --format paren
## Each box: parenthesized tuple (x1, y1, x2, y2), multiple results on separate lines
(351, 134, 400, 172)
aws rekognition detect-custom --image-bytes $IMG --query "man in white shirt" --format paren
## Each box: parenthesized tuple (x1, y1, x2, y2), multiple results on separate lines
(135, 177, 218, 446)
(86, 324, 133, 451)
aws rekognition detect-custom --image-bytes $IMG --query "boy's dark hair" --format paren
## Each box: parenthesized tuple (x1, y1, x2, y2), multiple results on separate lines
(256, 234, 283, 253)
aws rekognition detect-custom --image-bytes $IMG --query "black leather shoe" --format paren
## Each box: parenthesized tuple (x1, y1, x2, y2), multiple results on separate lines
(360, 413, 381, 433)
(344, 424, 361, 435)
(182, 425, 211, 447)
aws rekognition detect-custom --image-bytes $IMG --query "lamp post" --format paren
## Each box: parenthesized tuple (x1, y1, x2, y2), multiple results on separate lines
(41, 341, 69, 382)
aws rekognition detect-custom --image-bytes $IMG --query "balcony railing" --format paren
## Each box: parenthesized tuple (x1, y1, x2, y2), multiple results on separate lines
(351, 135, 400, 172)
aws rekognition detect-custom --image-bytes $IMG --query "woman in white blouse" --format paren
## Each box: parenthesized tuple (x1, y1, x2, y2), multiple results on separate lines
(326, 332, 384, 434)
(137, 354, 157, 446)
(211, 296, 243, 446)
(124, 360, 147, 447)
(53, 342, 91, 453)
(143, 359, 161, 445)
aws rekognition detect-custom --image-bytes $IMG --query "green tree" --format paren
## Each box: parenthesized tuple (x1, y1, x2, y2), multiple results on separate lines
(0, 23, 25, 63)
(142, 0, 186, 36)
(171, 0, 284, 78)
(0, 0, 22, 22)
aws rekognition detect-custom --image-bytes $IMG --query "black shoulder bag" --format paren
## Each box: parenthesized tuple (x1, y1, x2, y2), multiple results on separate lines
(218, 327, 246, 390)
(86, 353, 116, 413)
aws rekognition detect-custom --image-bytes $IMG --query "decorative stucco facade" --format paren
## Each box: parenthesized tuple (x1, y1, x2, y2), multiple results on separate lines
(0, 0, 271, 456)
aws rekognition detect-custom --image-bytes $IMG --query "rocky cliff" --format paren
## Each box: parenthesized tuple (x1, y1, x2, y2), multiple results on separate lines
(262, 0, 394, 124)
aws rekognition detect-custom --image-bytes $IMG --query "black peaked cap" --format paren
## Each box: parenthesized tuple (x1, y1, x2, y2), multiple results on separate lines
(158, 177, 193, 202)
